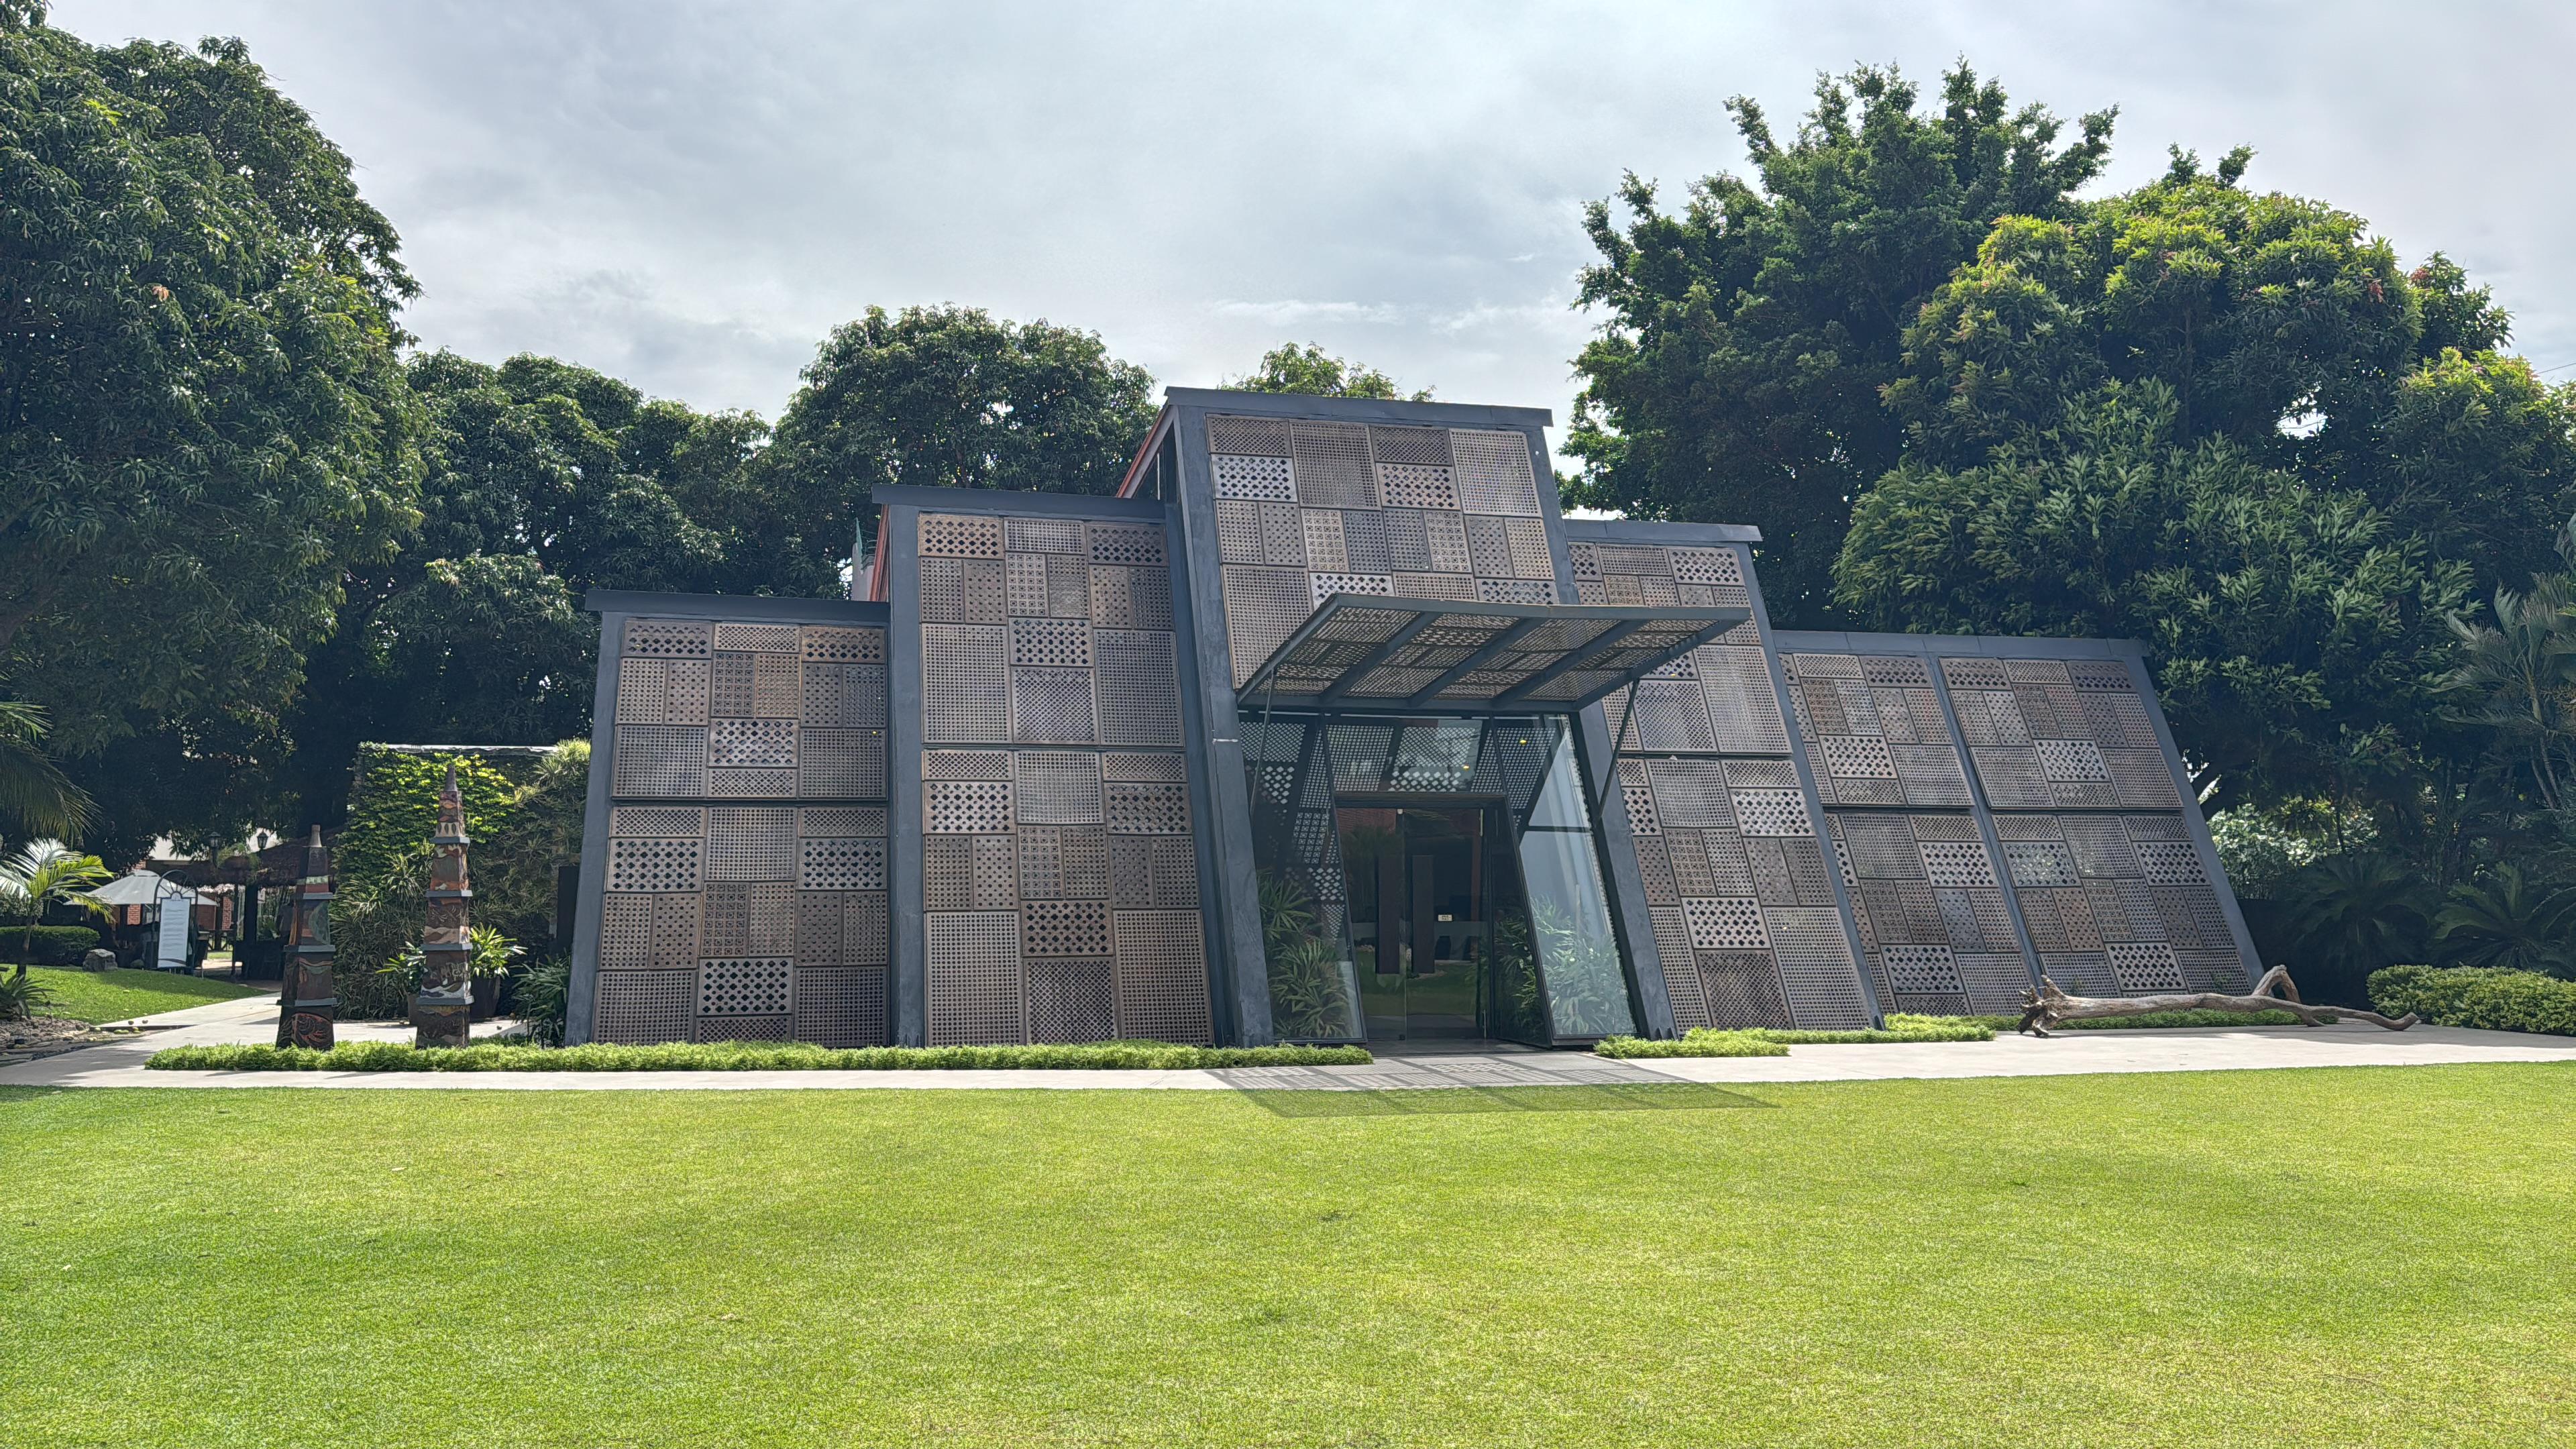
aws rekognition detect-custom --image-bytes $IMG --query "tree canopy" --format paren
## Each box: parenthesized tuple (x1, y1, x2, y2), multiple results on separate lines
(1837, 381, 2472, 811)
(1, 18, 421, 765)
(1226, 343, 1427, 400)
(1566, 64, 2114, 623)
(763, 305, 1159, 555)
(1572, 59, 2576, 859)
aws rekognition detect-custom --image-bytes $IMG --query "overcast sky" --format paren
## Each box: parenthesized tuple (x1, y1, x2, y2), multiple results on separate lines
(58, 1, 2576, 444)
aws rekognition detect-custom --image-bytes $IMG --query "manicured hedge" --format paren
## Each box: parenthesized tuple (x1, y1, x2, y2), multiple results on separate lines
(146, 1039, 1375, 1073)
(1594, 1032, 1786, 1059)
(0, 926, 103, 966)
(2369, 965, 2576, 1036)
(1594, 1020, 1994, 1058)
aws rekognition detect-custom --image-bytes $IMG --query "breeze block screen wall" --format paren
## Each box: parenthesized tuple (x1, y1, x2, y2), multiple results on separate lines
(1201, 412, 1561, 690)
(566, 390, 2265, 1048)
(1775, 631, 2260, 1021)
(1566, 524, 1878, 1032)
(570, 595, 892, 1047)
(894, 498, 1215, 1048)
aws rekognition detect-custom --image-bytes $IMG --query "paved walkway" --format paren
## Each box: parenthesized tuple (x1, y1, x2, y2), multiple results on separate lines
(1, 994, 2570, 1091)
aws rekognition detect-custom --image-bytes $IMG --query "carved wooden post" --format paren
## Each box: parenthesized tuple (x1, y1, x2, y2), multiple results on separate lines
(413, 763, 475, 1048)
(274, 826, 337, 1049)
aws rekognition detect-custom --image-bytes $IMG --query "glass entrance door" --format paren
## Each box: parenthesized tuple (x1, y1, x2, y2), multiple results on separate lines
(1339, 803, 1541, 1044)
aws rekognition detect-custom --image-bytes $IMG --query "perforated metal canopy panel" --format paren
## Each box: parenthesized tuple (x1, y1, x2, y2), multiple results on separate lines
(1236, 594, 1745, 714)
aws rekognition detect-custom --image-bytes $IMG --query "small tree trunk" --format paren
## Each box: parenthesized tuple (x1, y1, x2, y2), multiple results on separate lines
(2018, 966, 2418, 1037)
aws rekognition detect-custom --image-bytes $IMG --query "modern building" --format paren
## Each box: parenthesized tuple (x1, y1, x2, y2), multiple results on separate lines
(565, 390, 2257, 1049)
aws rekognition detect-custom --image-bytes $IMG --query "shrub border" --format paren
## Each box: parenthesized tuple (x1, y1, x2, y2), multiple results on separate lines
(146, 1039, 1373, 1073)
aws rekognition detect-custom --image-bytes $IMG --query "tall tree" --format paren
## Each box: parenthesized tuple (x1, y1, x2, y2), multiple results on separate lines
(274, 352, 808, 828)
(763, 305, 1159, 555)
(1, 15, 421, 753)
(1226, 343, 1427, 400)
(1566, 64, 2114, 624)
(3, 12, 420, 856)
(1837, 382, 2472, 814)
(1879, 152, 2576, 603)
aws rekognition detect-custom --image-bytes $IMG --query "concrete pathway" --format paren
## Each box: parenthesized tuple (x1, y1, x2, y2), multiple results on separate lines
(1, 993, 2571, 1091)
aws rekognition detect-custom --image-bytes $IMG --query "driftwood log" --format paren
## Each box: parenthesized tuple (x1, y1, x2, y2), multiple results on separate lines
(2017, 965, 2418, 1037)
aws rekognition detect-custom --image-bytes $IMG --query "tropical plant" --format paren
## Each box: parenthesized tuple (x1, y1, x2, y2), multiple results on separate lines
(2438, 549, 2576, 810)
(0, 701, 89, 840)
(2275, 854, 2436, 984)
(381, 927, 522, 993)
(330, 841, 426, 1020)
(0, 841, 113, 985)
(1258, 870, 1355, 1040)
(0, 968, 54, 1022)
(2433, 865, 2576, 977)
(515, 957, 571, 1046)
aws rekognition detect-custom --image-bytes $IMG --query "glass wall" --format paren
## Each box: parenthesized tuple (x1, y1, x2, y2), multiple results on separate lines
(1514, 733, 1635, 1038)
(1244, 713, 1633, 1043)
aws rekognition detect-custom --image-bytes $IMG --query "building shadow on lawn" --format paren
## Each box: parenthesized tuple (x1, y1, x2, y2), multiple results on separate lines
(1236, 1083, 1774, 1118)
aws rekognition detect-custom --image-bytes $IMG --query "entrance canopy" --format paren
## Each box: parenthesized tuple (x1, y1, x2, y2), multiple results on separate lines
(1238, 594, 1749, 714)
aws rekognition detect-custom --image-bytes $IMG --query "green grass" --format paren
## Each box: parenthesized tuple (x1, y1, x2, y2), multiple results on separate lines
(147, 1039, 1372, 1072)
(15, 966, 262, 1024)
(6, 1066, 2573, 1446)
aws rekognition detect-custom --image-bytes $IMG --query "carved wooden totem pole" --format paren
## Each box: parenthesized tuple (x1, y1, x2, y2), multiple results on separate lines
(412, 763, 476, 1047)
(274, 826, 338, 1049)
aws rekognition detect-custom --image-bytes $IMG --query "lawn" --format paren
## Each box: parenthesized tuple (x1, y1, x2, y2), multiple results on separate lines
(4, 1066, 2572, 1448)
(17, 966, 263, 1024)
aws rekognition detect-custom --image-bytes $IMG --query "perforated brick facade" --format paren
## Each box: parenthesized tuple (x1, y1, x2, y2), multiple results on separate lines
(566, 390, 2261, 1048)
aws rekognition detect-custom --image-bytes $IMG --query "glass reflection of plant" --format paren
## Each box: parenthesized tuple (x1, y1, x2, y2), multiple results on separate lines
(1260, 870, 1355, 1040)
(1336, 824, 1398, 882)
(1489, 910, 1544, 1040)
(1531, 896, 1628, 1036)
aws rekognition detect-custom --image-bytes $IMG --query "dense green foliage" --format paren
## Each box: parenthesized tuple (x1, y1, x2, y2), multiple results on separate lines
(765, 305, 1158, 555)
(1258, 870, 1354, 1040)
(328, 743, 582, 1018)
(2370, 964, 2576, 1036)
(1594, 1020, 1994, 1057)
(148, 1039, 1373, 1071)
(3, 14, 422, 857)
(0, 13, 1171, 853)
(1225, 342, 1426, 400)
(1568, 65, 2114, 623)
(1839, 382, 2471, 808)
(11, 1068, 2576, 1444)
(15, 963, 258, 1022)
(0, 699, 82, 838)
(272, 353, 812, 829)
(0, 924, 94, 965)
(1570, 59, 2576, 975)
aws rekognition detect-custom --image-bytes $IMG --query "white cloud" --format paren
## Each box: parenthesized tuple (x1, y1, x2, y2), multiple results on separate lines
(53, 0, 2576, 449)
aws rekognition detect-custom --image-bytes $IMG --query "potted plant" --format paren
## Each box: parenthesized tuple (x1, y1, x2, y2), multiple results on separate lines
(383, 926, 523, 1023)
